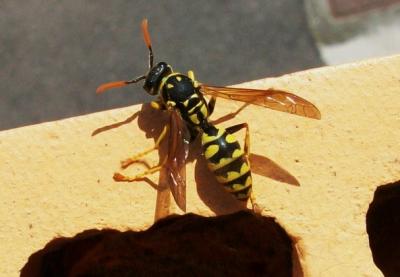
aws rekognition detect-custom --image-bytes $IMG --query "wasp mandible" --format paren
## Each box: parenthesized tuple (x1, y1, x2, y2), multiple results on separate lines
(96, 19, 321, 212)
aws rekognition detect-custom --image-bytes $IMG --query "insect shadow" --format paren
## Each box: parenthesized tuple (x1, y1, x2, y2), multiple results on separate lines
(93, 103, 300, 218)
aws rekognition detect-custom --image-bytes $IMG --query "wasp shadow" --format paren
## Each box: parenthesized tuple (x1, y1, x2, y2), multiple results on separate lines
(195, 154, 300, 215)
(194, 143, 300, 216)
(133, 104, 203, 219)
(195, 102, 300, 214)
(194, 154, 247, 215)
(249, 153, 300, 186)
(210, 102, 300, 186)
(92, 104, 200, 220)
(93, 103, 300, 217)
(133, 104, 249, 215)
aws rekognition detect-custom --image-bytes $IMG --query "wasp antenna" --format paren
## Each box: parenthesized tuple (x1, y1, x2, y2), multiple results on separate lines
(96, 81, 129, 94)
(141, 18, 154, 68)
(126, 75, 146, 84)
(141, 19, 152, 48)
(96, 75, 145, 94)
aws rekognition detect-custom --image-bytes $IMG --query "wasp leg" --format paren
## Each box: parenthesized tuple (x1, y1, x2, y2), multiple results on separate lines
(114, 100, 169, 181)
(114, 157, 168, 182)
(150, 99, 166, 110)
(120, 124, 169, 169)
(187, 124, 199, 142)
(187, 70, 200, 88)
(211, 103, 249, 125)
(250, 194, 263, 214)
(188, 70, 195, 80)
(208, 96, 217, 116)
(225, 123, 250, 156)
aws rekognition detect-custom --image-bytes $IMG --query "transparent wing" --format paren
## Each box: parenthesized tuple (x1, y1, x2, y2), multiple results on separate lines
(165, 110, 190, 211)
(200, 85, 321, 119)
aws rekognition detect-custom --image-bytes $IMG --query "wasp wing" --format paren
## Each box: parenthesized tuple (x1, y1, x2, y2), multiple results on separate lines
(200, 85, 321, 119)
(165, 110, 190, 212)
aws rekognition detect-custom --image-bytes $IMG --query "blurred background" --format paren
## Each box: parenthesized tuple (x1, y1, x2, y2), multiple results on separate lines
(1, 0, 400, 131)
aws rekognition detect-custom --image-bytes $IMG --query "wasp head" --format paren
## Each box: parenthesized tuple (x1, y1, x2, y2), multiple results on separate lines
(143, 62, 173, 95)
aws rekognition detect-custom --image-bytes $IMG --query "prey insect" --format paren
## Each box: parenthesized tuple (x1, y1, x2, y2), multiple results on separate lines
(96, 19, 321, 212)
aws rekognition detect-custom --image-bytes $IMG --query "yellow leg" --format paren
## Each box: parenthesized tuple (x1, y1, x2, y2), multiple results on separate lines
(225, 123, 250, 157)
(150, 99, 166, 110)
(187, 70, 195, 80)
(120, 125, 169, 169)
(250, 191, 263, 214)
(114, 157, 167, 182)
(226, 123, 262, 212)
(187, 70, 199, 87)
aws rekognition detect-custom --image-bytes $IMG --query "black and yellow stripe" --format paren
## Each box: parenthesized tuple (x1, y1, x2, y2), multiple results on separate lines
(162, 73, 209, 126)
(159, 71, 253, 203)
(201, 125, 253, 201)
(97, 19, 262, 210)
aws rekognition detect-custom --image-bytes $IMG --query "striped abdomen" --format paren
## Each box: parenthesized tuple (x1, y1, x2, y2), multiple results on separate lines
(201, 125, 252, 201)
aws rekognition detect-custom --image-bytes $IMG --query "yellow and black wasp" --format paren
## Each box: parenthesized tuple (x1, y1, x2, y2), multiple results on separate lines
(96, 19, 321, 212)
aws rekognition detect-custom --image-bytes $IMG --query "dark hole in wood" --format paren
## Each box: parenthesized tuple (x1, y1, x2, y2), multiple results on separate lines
(21, 211, 295, 277)
(366, 180, 400, 277)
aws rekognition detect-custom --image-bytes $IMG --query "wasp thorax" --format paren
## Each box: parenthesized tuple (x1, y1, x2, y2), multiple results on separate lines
(143, 62, 172, 95)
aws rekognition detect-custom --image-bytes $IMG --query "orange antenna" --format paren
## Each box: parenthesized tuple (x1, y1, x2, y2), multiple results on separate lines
(96, 81, 128, 94)
(141, 18, 154, 68)
(95, 19, 151, 94)
(96, 75, 146, 94)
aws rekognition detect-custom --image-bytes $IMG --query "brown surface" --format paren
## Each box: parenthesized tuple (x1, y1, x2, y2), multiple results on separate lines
(1, 55, 400, 276)
(328, 0, 400, 17)
(21, 211, 294, 277)
(367, 180, 400, 277)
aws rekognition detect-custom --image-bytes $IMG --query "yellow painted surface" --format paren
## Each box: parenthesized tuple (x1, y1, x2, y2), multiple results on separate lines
(2, 55, 400, 276)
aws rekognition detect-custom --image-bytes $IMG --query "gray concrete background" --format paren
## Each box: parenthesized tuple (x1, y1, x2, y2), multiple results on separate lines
(0, 1, 323, 131)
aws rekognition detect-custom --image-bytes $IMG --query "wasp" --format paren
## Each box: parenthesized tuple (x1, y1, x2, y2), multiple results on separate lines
(96, 19, 321, 212)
